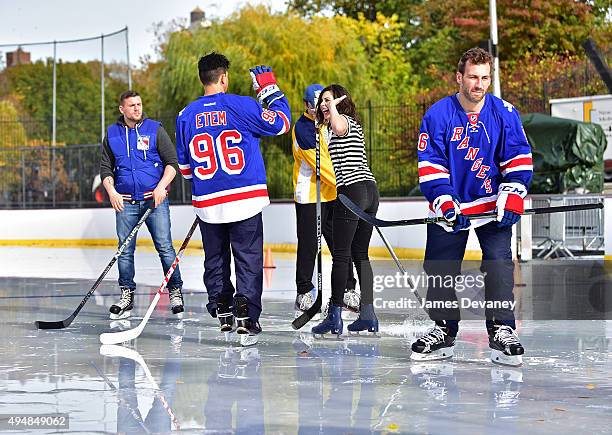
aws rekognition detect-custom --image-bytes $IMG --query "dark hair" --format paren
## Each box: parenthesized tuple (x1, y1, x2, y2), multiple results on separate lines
(457, 47, 493, 74)
(119, 90, 140, 105)
(198, 52, 230, 86)
(315, 84, 360, 125)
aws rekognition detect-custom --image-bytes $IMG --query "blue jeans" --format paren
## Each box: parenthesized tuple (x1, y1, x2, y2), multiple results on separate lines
(116, 199, 182, 290)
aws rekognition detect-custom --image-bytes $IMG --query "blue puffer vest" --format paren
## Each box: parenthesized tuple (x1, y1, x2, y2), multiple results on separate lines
(106, 118, 163, 200)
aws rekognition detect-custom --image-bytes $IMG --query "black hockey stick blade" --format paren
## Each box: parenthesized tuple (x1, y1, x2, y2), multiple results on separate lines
(35, 316, 75, 330)
(34, 206, 154, 330)
(338, 194, 603, 228)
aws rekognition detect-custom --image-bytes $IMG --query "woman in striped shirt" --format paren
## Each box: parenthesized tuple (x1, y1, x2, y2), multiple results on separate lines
(311, 84, 380, 337)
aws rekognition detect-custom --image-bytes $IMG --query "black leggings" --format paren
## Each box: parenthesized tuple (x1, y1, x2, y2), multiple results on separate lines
(331, 181, 379, 307)
(295, 201, 356, 295)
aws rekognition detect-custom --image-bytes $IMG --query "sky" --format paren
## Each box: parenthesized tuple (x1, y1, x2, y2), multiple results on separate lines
(0, 0, 288, 65)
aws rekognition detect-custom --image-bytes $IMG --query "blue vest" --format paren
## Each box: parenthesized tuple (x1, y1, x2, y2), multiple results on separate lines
(107, 118, 163, 200)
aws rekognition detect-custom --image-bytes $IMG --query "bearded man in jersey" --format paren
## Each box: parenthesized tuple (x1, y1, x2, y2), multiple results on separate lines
(411, 48, 533, 366)
(175, 52, 291, 344)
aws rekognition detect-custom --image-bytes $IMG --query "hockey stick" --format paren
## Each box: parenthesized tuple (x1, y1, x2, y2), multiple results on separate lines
(90, 360, 152, 434)
(339, 194, 603, 228)
(100, 217, 199, 345)
(292, 123, 323, 330)
(35, 206, 154, 330)
(100, 345, 180, 430)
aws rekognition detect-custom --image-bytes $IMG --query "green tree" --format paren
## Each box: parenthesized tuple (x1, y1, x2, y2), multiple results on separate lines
(0, 99, 27, 148)
(289, 0, 610, 91)
(2, 60, 131, 145)
(157, 5, 421, 198)
(158, 5, 419, 112)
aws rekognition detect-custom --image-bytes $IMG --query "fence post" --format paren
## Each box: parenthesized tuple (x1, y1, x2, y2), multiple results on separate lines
(78, 147, 83, 206)
(21, 149, 25, 209)
(542, 81, 548, 114)
(51, 147, 56, 207)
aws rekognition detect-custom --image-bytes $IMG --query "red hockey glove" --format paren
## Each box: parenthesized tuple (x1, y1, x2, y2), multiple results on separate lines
(249, 65, 283, 105)
(433, 195, 470, 233)
(496, 182, 527, 228)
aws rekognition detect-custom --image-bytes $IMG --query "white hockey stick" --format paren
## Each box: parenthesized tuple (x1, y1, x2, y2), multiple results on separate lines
(100, 344, 180, 430)
(99, 217, 199, 345)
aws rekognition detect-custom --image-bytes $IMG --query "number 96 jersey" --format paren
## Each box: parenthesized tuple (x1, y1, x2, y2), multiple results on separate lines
(176, 92, 291, 223)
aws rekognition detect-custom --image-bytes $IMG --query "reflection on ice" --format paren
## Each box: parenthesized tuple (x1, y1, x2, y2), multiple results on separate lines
(1, 256, 611, 433)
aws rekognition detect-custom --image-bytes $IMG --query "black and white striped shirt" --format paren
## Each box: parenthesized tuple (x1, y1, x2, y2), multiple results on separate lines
(327, 115, 376, 187)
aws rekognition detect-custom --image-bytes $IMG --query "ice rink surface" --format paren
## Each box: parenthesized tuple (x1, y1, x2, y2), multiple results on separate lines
(1, 246, 611, 434)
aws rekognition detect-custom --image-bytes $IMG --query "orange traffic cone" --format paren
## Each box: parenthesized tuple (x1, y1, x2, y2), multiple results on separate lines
(264, 246, 276, 269)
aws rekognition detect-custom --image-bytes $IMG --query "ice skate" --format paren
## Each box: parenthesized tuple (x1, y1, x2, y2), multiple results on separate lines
(488, 324, 524, 367)
(311, 304, 343, 339)
(410, 323, 456, 361)
(347, 304, 379, 337)
(294, 287, 317, 318)
(234, 296, 261, 346)
(168, 287, 184, 317)
(109, 287, 134, 320)
(320, 300, 352, 321)
(217, 299, 236, 333)
(343, 288, 360, 313)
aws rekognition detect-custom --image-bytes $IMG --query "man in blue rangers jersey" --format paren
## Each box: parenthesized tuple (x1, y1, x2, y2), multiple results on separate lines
(175, 52, 291, 345)
(411, 48, 533, 367)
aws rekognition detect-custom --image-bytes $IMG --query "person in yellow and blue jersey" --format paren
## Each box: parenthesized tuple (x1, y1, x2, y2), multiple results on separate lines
(292, 84, 358, 320)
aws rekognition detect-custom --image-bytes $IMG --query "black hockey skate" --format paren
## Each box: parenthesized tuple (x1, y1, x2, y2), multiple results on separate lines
(109, 287, 134, 320)
(488, 324, 524, 367)
(168, 287, 184, 315)
(216, 298, 236, 333)
(410, 322, 456, 361)
(234, 296, 261, 346)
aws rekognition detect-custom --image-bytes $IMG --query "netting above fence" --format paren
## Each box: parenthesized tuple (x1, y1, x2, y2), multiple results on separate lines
(0, 28, 131, 148)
